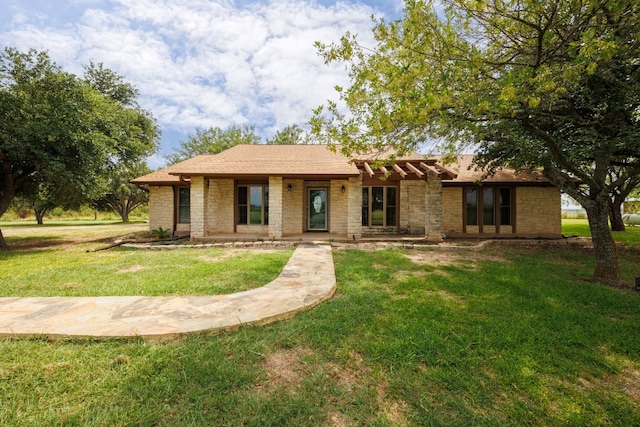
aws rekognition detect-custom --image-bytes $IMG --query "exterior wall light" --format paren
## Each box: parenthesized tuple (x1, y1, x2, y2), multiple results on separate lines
(341, 185, 346, 193)
(287, 184, 292, 192)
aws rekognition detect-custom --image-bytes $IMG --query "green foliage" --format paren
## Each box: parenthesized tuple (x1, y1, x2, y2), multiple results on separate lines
(165, 125, 260, 165)
(266, 124, 310, 145)
(150, 226, 171, 239)
(0, 47, 159, 247)
(312, 0, 640, 283)
(93, 162, 152, 222)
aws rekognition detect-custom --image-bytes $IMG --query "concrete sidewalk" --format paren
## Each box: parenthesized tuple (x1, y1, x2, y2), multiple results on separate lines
(0, 243, 336, 341)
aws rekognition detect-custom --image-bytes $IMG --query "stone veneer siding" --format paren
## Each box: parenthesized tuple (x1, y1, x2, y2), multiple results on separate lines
(329, 179, 349, 234)
(208, 179, 234, 233)
(442, 187, 463, 236)
(148, 186, 174, 232)
(515, 186, 561, 236)
(425, 176, 443, 241)
(347, 176, 362, 239)
(283, 179, 304, 235)
(269, 177, 284, 238)
(190, 176, 208, 238)
(398, 180, 426, 235)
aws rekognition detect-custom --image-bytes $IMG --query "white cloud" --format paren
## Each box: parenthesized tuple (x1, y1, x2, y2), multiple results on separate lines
(0, 0, 385, 155)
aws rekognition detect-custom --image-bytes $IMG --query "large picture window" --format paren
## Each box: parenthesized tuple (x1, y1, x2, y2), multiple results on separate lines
(362, 186, 397, 227)
(178, 187, 190, 224)
(238, 185, 269, 225)
(465, 186, 512, 227)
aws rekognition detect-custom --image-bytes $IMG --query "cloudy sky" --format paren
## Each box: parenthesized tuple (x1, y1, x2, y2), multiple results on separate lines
(1, 0, 404, 167)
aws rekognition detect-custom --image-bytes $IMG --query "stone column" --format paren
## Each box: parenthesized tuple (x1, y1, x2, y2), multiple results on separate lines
(347, 175, 362, 240)
(268, 176, 283, 239)
(190, 176, 208, 239)
(425, 175, 443, 241)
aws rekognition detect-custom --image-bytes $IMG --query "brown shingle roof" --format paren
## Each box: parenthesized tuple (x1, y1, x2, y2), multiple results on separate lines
(443, 155, 550, 184)
(168, 144, 360, 178)
(130, 155, 214, 185)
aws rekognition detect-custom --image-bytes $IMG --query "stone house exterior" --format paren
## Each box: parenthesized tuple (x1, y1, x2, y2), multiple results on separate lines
(131, 145, 562, 240)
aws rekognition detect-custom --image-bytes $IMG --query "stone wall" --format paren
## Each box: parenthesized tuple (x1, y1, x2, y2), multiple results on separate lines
(269, 177, 283, 238)
(516, 186, 562, 236)
(442, 187, 463, 235)
(347, 175, 362, 239)
(329, 179, 349, 234)
(398, 180, 426, 235)
(190, 176, 208, 238)
(283, 179, 304, 235)
(425, 176, 443, 241)
(208, 179, 234, 233)
(148, 186, 174, 232)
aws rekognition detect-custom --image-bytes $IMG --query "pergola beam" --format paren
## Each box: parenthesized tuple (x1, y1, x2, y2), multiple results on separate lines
(405, 162, 424, 178)
(392, 163, 407, 178)
(420, 162, 440, 176)
(363, 162, 375, 177)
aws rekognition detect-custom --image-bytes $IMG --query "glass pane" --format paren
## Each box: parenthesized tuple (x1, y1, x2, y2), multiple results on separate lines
(237, 186, 247, 205)
(483, 187, 494, 225)
(238, 206, 247, 224)
(178, 206, 189, 224)
(371, 187, 384, 226)
(309, 189, 327, 229)
(178, 188, 190, 224)
(500, 188, 511, 225)
(466, 188, 478, 225)
(386, 187, 396, 206)
(179, 188, 190, 206)
(250, 186, 263, 225)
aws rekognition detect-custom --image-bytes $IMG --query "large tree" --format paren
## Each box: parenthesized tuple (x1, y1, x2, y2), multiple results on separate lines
(0, 47, 159, 249)
(93, 162, 152, 223)
(266, 124, 309, 145)
(312, 0, 640, 285)
(166, 125, 260, 165)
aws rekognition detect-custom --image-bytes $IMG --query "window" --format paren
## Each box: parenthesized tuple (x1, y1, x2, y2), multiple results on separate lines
(238, 185, 269, 225)
(465, 186, 512, 228)
(178, 187, 190, 224)
(499, 188, 512, 225)
(362, 186, 397, 227)
(465, 188, 478, 226)
(482, 187, 494, 226)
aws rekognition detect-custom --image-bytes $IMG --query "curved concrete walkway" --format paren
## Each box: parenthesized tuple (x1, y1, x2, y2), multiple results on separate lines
(0, 243, 335, 342)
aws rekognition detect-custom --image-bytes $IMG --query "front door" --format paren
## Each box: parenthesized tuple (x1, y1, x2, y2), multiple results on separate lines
(308, 188, 328, 231)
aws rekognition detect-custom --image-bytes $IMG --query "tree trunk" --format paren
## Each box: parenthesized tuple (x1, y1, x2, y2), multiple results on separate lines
(34, 208, 46, 225)
(121, 209, 129, 223)
(609, 197, 625, 232)
(0, 228, 7, 251)
(585, 202, 621, 285)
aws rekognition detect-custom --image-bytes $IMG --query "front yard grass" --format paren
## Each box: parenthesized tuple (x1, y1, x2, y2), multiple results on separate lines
(0, 223, 639, 425)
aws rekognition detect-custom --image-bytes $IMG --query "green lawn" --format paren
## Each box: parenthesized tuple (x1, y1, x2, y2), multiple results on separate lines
(0, 223, 639, 425)
(563, 218, 640, 247)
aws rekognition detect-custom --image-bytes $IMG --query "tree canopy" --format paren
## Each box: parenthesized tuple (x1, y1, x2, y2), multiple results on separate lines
(165, 125, 260, 165)
(312, 0, 640, 285)
(0, 47, 159, 248)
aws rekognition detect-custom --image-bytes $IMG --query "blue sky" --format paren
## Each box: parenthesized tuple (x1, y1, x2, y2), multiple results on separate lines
(1, 0, 404, 168)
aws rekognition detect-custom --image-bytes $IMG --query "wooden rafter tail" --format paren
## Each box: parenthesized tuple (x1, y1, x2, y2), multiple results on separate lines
(405, 162, 424, 178)
(434, 163, 458, 179)
(419, 162, 440, 176)
(392, 163, 407, 178)
(379, 165, 389, 176)
(363, 162, 375, 177)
